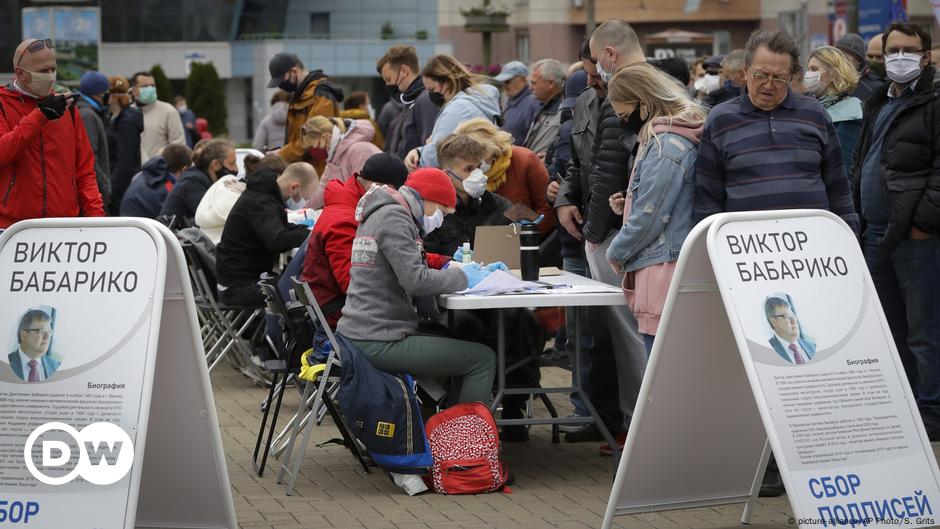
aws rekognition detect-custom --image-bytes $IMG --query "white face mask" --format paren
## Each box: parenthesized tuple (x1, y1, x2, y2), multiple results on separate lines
(24, 68, 56, 96)
(884, 52, 924, 84)
(479, 160, 491, 174)
(696, 73, 720, 94)
(367, 104, 376, 121)
(421, 207, 444, 235)
(285, 194, 306, 210)
(597, 53, 613, 84)
(803, 70, 823, 95)
(462, 169, 488, 199)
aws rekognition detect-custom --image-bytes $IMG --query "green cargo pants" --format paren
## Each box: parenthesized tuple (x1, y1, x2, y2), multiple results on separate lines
(351, 335, 496, 404)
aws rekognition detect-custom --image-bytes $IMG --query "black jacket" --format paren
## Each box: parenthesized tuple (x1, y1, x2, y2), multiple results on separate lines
(422, 191, 512, 257)
(385, 77, 438, 160)
(582, 98, 642, 244)
(159, 166, 212, 222)
(216, 168, 309, 287)
(107, 106, 143, 214)
(851, 66, 940, 251)
(852, 71, 887, 102)
(556, 87, 601, 213)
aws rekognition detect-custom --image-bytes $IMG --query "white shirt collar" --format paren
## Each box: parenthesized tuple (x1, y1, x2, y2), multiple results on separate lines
(17, 347, 45, 381)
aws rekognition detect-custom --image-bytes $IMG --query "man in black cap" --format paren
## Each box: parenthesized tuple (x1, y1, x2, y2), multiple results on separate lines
(268, 51, 344, 171)
(300, 152, 415, 328)
(836, 33, 886, 102)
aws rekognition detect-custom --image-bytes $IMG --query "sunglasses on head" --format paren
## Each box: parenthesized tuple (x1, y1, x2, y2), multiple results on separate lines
(17, 39, 54, 65)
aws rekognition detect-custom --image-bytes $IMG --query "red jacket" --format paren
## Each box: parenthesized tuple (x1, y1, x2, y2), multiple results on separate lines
(301, 177, 449, 327)
(0, 86, 105, 228)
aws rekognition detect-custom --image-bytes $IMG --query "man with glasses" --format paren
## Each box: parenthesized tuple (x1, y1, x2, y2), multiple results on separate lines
(694, 30, 858, 498)
(694, 29, 858, 234)
(0, 39, 105, 229)
(764, 297, 816, 365)
(9, 309, 60, 382)
(850, 23, 940, 443)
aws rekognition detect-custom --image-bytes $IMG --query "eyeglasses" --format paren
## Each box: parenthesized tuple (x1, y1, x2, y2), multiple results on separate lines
(769, 314, 797, 322)
(23, 328, 53, 336)
(884, 48, 924, 56)
(751, 71, 791, 87)
(17, 39, 55, 65)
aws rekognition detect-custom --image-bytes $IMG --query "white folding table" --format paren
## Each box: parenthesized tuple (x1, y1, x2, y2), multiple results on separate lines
(439, 271, 628, 463)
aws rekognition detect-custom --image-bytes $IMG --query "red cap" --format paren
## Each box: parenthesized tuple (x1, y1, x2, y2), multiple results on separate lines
(404, 168, 457, 209)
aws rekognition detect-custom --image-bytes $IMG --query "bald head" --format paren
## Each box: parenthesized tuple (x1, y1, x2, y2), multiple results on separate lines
(589, 19, 644, 75)
(13, 39, 57, 98)
(867, 33, 884, 62)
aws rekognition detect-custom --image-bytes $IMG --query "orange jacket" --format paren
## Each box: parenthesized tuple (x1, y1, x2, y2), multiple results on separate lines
(495, 146, 555, 235)
(280, 71, 343, 173)
(0, 86, 105, 228)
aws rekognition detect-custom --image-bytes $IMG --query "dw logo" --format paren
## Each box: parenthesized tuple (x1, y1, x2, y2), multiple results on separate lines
(24, 422, 134, 485)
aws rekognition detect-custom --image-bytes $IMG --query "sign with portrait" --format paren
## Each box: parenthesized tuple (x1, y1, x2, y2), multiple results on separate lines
(604, 210, 940, 529)
(0, 218, 235, 529)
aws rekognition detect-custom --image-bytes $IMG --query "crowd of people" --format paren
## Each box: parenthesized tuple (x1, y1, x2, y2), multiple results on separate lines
(2, 18, 939, 497)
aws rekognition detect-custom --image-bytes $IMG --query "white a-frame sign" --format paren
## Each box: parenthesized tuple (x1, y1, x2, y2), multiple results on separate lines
(0, 218, 236, 529)
(603, 210, 940, 529)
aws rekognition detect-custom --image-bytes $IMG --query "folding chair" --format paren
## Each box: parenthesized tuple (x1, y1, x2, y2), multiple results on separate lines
(250, 274, 308, 477)
(277, 276, 372, 495)
(178, 240, 265, 380)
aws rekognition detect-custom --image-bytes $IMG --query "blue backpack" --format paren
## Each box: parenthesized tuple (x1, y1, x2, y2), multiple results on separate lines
(333, 333, 432, 473)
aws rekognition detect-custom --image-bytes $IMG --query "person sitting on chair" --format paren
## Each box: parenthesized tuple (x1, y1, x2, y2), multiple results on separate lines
(336, 168, 497, 404)
(216, 164, 316, 307)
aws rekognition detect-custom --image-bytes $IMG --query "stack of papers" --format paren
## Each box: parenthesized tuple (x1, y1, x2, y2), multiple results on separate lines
(457, 270, 545, 296)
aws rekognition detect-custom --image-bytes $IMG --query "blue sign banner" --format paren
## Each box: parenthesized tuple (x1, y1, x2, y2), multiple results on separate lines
(858, 0, 892, 40)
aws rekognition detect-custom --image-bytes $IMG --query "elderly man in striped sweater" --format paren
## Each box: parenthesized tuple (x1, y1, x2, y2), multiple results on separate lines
(693, 29, 859, 234)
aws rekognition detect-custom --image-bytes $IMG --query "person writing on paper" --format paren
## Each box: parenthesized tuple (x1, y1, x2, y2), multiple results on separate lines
(336, 168, 497, 404)
(764, 297, 816, 364)
(9, 309, 59, 382)
(605, 63, 706, 356)
(422, 134, 513, 257)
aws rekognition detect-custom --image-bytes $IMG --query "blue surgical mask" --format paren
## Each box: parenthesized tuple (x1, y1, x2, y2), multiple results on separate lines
(137, 86, 157, 105)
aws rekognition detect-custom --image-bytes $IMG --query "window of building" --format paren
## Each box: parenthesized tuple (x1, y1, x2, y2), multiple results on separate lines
(516, 33, 530, 64)
(713, 31, 731, 55)
(309, 12, 329, 37)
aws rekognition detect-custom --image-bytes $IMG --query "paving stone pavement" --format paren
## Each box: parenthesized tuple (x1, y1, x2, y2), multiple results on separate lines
(213, 362, 940, 529)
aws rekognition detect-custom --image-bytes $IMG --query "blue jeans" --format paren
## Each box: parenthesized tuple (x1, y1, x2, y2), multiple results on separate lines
(563, 256, 594, 417)
(642, 333, 655, 357)
(863, 231, 940, 430)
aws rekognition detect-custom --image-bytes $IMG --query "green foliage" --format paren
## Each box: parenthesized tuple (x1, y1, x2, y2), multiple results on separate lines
(149, 64, 174, 104)
(184, 62, 228, 136)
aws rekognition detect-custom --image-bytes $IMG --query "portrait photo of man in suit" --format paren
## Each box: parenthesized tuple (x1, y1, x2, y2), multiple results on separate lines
(764, 296, 816, 365)
(8, 308, 60, 382)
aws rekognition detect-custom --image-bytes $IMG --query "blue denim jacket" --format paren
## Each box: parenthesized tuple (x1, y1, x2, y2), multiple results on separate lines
(606, 131, 698, 272)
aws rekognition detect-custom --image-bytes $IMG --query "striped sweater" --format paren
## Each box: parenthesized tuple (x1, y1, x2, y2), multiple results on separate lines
(693, 91, 859, 233)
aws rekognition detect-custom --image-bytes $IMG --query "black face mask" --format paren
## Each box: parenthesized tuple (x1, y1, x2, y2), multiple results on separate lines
(102, 93, 111, 106)
(428, 90, 446, 107)
(216, 165, 237, 179)
(278, 71, 298, 93)
(386, 83, 400, 97)
(868, 60, 887, 79)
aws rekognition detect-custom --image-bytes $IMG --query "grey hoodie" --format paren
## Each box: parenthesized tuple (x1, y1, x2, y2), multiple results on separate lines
(337, 185, 467, 341)
(252, 101, 288, 150)
(417, 83, 501, 168)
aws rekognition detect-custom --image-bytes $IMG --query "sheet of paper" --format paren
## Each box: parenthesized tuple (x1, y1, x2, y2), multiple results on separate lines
(527, 284, 625, 295)
(457, 270, 544, 295)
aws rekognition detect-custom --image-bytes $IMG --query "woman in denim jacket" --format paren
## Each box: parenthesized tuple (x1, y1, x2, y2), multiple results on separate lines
(604, 63, 707, 354)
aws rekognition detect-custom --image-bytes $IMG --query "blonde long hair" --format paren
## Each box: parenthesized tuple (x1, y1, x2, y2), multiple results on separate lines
(301, 116, 347, 146)
(607, 63, 706, 151)
(808, 46, 859, 96)
(453, 118, 513, 160)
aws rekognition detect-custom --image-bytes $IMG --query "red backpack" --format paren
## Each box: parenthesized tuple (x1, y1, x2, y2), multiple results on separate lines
(424, 402, 510, 494)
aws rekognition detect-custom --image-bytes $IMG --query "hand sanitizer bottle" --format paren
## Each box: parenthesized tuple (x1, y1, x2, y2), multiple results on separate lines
(462, 242, 473, 264)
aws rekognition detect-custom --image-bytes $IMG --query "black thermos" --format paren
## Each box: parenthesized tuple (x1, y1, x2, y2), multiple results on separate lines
(520, 222, 539, 281)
